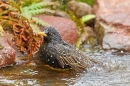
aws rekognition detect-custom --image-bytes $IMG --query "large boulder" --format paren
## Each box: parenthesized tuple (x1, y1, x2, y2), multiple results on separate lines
(94, 0, 130, 50)
(36, 15, 78, 45)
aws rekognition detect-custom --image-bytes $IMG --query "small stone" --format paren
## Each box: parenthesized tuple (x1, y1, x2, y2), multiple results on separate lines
(67, 1, 93, 18)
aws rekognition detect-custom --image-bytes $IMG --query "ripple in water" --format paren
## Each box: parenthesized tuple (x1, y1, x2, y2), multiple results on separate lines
(70, 49, 130, 86)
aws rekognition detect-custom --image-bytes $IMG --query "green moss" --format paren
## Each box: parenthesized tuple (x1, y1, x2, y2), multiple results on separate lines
(67, 10, 84, 48)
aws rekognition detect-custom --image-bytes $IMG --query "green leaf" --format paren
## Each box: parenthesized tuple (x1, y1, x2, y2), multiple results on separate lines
(80, 14, 96, 24)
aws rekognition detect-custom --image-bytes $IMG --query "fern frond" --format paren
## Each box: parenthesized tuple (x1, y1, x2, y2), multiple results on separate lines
(0, 3, 17, 11)
(24, 2, 48, 10)
(32, 17, 50, 26)
(21, 1, 53, 11)
(10, 0, 21, 11)
(10, 12, 28, 21)
(29, 8, 55, 16)
(21, 2, 54, 19)
(19, 0, 42, 7)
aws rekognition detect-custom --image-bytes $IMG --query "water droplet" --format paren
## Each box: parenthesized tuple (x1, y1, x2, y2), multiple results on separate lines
(121, 50, 123, 53)
(52, 61, 54, 63)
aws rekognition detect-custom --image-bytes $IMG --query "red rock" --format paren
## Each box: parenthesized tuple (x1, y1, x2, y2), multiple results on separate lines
(94, 0, 130, 50)
(36, 15, 78, 45)
(0, 35, 16, 68)
(94, 0, 130, 26)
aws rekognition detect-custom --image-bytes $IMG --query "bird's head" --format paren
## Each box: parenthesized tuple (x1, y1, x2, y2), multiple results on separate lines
(42, 27, 62, 42)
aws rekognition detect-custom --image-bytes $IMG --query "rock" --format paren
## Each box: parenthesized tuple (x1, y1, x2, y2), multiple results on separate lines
(67, 1, 93, 18)
(94, 0, 130, 50)
(0, 34, 16, 68)
(78, 26, 96, 45)
(53, 10, 70, 18)
(36, 15, 78, 45)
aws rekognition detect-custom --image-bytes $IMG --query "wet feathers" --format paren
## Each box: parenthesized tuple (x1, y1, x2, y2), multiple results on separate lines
(37, 27, 97, 71)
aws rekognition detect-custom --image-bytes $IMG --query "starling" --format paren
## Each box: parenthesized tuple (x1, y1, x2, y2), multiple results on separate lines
(37, 26, 97, 71)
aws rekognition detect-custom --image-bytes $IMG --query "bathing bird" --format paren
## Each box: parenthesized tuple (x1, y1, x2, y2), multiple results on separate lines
(37, 26, 97, 71)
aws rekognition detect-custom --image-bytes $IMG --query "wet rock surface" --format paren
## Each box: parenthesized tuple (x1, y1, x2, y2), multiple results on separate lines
(36, 15, 78, 45)
(94, 0, 130, 50)
(0, 34, 16, 68)
(94, 0, 130, 25)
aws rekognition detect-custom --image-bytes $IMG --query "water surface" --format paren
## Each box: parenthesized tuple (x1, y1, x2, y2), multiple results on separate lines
(0, 47, 130, 86)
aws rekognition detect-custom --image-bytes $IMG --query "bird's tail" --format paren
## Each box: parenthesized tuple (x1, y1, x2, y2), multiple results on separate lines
(61, 55, 99, 72)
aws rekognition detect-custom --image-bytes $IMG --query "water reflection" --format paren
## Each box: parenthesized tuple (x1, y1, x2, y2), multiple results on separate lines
(0, 61, 79, 86)
(0, 48, 130, 85)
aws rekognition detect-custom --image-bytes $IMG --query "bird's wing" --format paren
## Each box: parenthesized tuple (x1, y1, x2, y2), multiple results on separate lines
(54, 43, 95, 71)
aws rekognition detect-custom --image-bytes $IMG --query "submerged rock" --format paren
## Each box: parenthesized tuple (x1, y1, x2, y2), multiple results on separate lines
(94, 0, 130, 51)
(36, 15, 78, 45)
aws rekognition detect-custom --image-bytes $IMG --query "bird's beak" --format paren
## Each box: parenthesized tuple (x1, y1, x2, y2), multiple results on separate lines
(38, 32, 47, 37)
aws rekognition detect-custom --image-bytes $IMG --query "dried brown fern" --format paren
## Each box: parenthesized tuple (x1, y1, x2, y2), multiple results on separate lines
(0, 1, 43, 56)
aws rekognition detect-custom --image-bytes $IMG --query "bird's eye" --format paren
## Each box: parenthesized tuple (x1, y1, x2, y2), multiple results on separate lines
(50, 33, 54, 36)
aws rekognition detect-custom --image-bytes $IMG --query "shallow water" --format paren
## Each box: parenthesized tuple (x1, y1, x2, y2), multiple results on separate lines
(71, 48, 130, 86)
(0, 47, 130, 86)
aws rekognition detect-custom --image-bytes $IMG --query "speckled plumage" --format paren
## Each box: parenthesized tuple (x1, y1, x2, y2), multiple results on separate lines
(37, 27, 97, 71)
